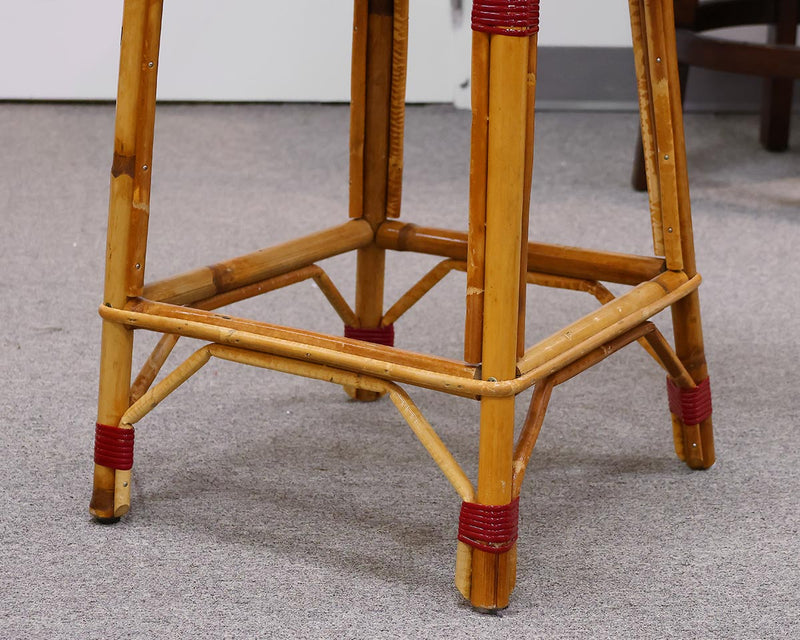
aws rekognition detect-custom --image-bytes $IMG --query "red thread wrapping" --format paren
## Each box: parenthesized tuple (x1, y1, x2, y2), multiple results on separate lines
(94, 423, 135, 471)
(472, 0, 540, 36)
(667, 377, 712, 425)
(458, 498, 520, 554)
(344, 324, 395, 347)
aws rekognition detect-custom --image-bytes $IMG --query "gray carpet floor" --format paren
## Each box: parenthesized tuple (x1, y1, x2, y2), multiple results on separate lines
(1, 102, 798, 639)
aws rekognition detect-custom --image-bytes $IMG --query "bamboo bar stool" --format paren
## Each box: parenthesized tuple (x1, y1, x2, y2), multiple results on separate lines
(91, 0, 716, 611)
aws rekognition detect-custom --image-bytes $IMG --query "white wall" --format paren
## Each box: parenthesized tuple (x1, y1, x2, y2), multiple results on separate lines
(1, 1, 634, 102)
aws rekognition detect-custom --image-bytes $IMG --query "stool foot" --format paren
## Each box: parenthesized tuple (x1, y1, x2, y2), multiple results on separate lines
(673, 415, 715, 470)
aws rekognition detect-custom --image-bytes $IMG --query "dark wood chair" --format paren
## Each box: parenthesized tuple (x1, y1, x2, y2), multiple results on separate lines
(633, 0, 800, 190)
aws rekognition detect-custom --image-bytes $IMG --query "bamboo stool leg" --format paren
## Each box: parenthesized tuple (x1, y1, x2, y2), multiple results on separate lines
(90, 0, 163, 521)
(461, 5, 538, 609)
(347, 0, 407, 401)
(633, 0, 715, 469)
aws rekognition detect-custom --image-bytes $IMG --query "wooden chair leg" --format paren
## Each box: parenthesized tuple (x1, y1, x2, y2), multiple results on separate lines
(90, 0, 163, 521)
(759, 0, 798, 151)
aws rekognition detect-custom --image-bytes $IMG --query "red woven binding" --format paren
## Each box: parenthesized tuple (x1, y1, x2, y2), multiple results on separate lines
(94, 423, 135, 471)
(472, 0, 540, 36)
(667, 377, 712, 425)
(458, 498, 520, 554)
(344, 324, 395, 347)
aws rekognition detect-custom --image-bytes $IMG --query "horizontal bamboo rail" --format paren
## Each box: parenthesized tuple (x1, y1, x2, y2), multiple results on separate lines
(518, 271, 694, 374)
(377, 221, 666, 285)
(100, 271, 700, 400)
(142, 219, 373, 306)
(126, 298, 474, 379)
(130, 264, 357, 403)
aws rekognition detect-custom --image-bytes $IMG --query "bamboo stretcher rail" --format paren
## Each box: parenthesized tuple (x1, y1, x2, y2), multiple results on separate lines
(100, 272, 701, 400)
(142, 220, 373, 306)
(116, 344, 476, 515)
(518, 271, 694, 374)
(126, 298, 473, 378)
(377, 221, 666, 285)
(382, 259, 466, 327)
(130, 264, 357, 402)
(511, 322, 660, 498)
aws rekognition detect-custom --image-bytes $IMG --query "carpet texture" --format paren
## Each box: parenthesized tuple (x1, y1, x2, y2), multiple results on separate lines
(0, 103, 798, 638)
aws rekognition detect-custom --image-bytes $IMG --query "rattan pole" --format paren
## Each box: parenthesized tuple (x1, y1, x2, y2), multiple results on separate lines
(352, 2, 395, 400)
(629, 0, 665, 256)
(517, 34, 538, 358)
(127, 0, 163, 295)
(349, 0, 369, 218)
(657, 0, 715, 469)
(465, 30, 491, 364)
(142, 220, 373, 305)
(378, 220, 666, 285)
(641, 0, 684, 270)
(91, 0, 151, 521)
(471, 32, 530, 611)
(386, 0, 409, 218)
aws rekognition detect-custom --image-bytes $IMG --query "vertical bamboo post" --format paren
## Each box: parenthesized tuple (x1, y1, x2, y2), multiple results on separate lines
(469, 31, 530, 611)
(517, 35, 537, 358)
(91, 0, 161, 520)
(629, 0, 665, 257)
(659, 0, 714, 468)
(351, 0, 396, 401)
(465, 30, 490, 365)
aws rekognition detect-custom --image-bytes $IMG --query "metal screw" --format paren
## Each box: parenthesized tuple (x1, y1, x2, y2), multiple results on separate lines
(123, 481, 129, 487)
(487, 377, 498, 383)
(148, 61, 154, 68)
(142, 164, 149, 171)
(667, 227, 673, 233)
(692, 443, 697, 448)
(135, 263, 141, 270)
(656, 57, 662, 63)
(664, 154, 670, 160)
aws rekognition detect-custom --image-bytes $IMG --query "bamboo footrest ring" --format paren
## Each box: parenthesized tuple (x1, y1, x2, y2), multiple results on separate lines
(94, 423, 135, 471)
(458, 498, 520, 554)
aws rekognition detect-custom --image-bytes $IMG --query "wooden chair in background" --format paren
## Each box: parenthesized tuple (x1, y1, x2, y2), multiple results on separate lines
(91, 0, 715, 611)
(633, 0, 800, 190)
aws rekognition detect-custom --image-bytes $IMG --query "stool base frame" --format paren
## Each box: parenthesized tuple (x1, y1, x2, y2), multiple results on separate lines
(92, 0, 715, 611)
